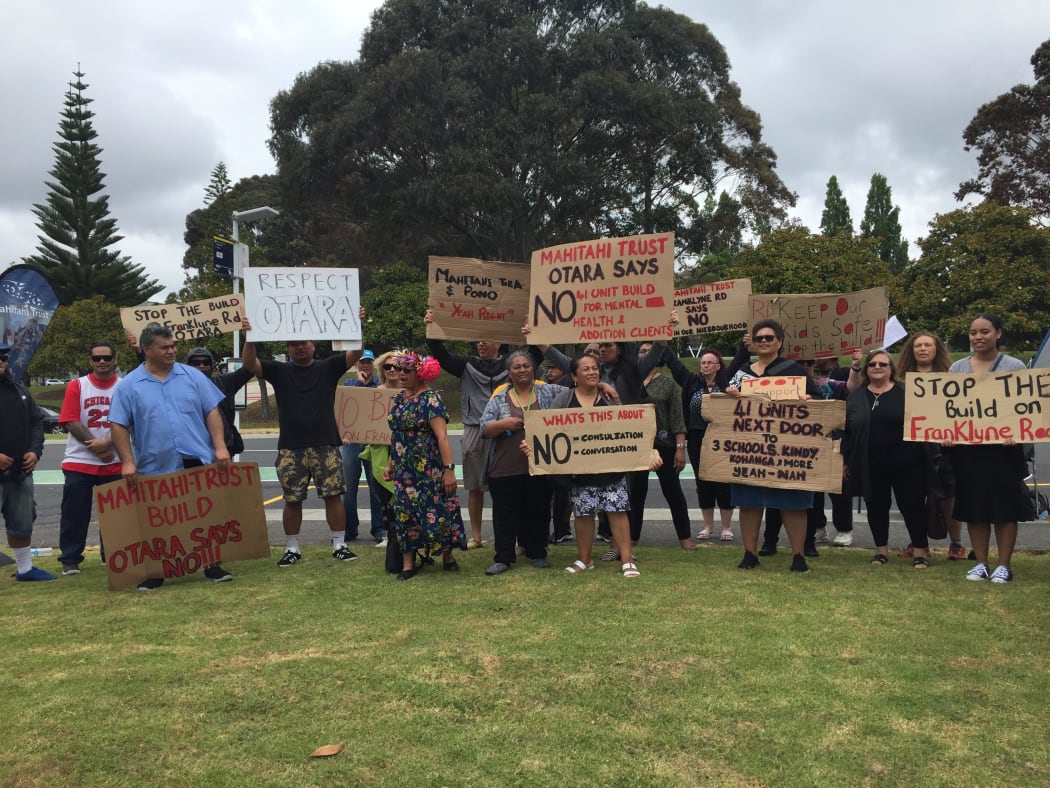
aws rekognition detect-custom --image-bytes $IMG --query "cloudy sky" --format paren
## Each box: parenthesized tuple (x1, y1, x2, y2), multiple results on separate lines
(2, 1, 1047, 298)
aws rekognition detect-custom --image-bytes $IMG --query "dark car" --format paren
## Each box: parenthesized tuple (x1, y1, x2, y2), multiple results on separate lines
(38, 406, 64, 434)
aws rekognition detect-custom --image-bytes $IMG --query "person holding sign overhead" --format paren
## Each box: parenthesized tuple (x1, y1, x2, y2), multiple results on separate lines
(241, 319, 363, 568)
(726, 320, 821, 573)
(425, 309, 543, 550)
(948, 314, 1029, 584)
(843, 350, 931, 568)
(383, 351, 466, 580)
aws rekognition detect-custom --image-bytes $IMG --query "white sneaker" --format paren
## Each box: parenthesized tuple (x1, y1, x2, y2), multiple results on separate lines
(375, 537, 388, 548)
(832, 530, 853, 546)
(966, 562, 990, 581)
(814, 528, 829, 546)
(989, 565, 1013, 584)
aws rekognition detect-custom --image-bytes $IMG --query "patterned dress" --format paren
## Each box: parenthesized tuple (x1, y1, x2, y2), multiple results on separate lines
(388, 389, 466, 556)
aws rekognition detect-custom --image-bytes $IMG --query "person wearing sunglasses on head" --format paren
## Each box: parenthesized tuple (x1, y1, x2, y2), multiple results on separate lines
(725, 320, 823, 573)
(0, 341, 52, 581)
(843, 349, 930, 568)
(55, 342, 124, 576)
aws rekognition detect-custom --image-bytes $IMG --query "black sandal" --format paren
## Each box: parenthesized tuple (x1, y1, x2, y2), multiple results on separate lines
(870, 553, 888, 565)
(913, 556, 930, 569)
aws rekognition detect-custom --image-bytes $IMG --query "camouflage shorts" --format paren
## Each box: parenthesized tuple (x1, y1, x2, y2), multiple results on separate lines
(275, 446, 346, 502)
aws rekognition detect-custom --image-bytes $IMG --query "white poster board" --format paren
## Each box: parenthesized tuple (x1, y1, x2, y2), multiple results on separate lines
(243, 267, 361, 343)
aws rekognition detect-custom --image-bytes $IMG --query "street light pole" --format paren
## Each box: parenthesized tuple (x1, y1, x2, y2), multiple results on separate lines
(230, 206, 279, 434)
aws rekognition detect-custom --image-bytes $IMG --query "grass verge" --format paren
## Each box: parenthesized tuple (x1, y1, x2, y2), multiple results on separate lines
(2, 544, 1049, 786)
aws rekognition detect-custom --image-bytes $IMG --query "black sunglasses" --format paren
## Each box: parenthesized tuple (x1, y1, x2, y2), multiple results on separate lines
(0, 353, 9, 362)
(90, 354, 114, 362)
(753, 334, 778, 343)
(188, 358, 212, 367)
(382, 363, 398, 371)
(867, 361, 890, 368)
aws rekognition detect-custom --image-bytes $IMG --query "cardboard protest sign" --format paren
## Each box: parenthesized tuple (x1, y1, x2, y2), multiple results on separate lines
(335, 386, 395, 445)
(523, 404, 657, 476)
(95, 463, 270, 591)
(699, 395, 845, 492)
(673, 279, 751, 336)
(120, 295, 246, 342)
(748, 287, 888, 359)
(904, 369, 1050, 444)
(243, 267, 361, 342)
(528, 232, 675, 345)
(426, 257, 530, 343)
(741, 375, 806, 400)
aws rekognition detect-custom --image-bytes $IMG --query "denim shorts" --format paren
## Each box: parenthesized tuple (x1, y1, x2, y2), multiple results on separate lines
(1, 475, 36, 538)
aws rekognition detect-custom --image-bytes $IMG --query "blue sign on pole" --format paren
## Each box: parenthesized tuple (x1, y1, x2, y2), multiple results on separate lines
(213, 237, 234, 277)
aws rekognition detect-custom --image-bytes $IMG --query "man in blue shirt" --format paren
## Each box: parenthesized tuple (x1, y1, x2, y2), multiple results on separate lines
(109, 325, 232, 590)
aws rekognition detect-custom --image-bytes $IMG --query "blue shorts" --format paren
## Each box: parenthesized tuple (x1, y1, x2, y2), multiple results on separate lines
(1, 476, 36, 538)
(731, 483, 813, 511)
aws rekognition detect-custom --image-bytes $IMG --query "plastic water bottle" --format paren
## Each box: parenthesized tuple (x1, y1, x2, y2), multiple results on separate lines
(30, 547, 53, 557)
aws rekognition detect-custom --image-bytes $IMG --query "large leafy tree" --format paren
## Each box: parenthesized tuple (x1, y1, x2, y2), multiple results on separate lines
(894, 201, 1050, 349)
(859, 173, 909, 274)
(27, 296, 133, 380)
(957, 38, 1050, 223)
(268, 0, 795, 269)
(23, 70, 161, 306)
(819, 175, 853, 236)
(361, 261, 429, 350)
(728, 225, 891, 295)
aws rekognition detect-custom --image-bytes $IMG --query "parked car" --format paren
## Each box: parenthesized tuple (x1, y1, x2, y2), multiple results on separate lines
(38, 406, 64, 434)
(44, 378, 67, 386)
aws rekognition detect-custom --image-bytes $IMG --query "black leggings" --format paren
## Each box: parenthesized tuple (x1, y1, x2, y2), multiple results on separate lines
(629, 445, 692, 541)
(866, 458, 928, 549)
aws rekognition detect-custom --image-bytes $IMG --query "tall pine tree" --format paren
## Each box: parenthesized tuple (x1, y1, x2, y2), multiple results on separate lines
(860, 173, 909, 274)
(23, 69, 161, 306)
(819, 175, 853, 236)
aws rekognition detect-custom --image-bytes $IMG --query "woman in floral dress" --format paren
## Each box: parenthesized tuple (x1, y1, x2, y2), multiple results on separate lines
(383, 351, 466, 580)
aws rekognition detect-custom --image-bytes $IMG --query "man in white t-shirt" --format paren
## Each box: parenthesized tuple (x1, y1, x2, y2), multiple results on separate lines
(56, 342, 123, 576)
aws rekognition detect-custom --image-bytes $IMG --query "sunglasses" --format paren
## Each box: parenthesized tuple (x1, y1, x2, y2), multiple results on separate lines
(0, 353, 9, 363)
(188, 358, 212, 367)
(867, 361, 890, 368)
(753, 334, 778, 343)
(382, 363, 398, 371)
(90, 354, 114, 362)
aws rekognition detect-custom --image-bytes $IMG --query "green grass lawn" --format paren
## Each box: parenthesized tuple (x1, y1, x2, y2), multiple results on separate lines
(3, 545, 1048, 786)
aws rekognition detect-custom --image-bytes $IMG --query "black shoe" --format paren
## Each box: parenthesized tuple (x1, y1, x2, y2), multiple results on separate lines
(803, 545, 820, 558)
(204, 564, 233, 582)
(137, 578, 164, 591)
(790, 554, 810, 573)
(737, 551, 760, 569)
(277, 550, 302, 567)
(758, 543, 777, 557)
(442, 560, 460, 572)
(396, 569, 416, 581)
(333, 547, 359, 561)
(551, 532, 573, 544)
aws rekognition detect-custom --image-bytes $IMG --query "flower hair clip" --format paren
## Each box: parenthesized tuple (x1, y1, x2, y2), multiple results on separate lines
(416, 355, 441, 382)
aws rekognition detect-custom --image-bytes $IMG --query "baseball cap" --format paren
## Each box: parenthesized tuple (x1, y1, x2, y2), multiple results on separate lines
(360, 349, 375, 361)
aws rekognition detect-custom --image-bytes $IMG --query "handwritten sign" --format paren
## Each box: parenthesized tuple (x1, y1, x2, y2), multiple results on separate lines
(673, 279, 751, 336)
(243, 267, 361, 342)
(741, 375, 806, 400)
(523, 404, 657, 476)
(95, 463, 270, 591)
(748, 287, 888, 359)
(700, 395, 845, 492)
(527, 232, 675, 345)
(426, 257, 530, 343)
(335, 386, 395, 445)
(904, 369, 1050, 444)
(120, 295, 245, 342)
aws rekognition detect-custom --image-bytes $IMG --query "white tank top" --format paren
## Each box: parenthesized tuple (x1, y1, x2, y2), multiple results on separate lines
(62, 374, 121, 469)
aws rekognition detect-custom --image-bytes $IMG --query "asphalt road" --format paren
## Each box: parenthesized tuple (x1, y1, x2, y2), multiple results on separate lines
(23, 433, 1050, 553)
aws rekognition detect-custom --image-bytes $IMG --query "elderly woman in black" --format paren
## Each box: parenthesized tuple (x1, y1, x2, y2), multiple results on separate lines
(843, 349, 930, 567)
